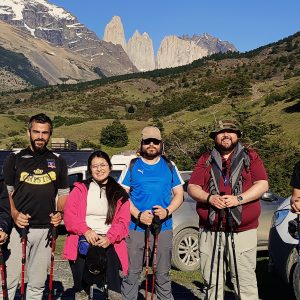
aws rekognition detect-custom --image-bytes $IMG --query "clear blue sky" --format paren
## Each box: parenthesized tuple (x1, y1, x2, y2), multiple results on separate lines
(50, 0, 300, 53)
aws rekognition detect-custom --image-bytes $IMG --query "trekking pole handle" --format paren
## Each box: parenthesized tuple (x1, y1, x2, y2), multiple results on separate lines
(21, 227, 27, 239)
(145, 225, 150, 238)
(51, 226, 57, 239)
(227, 208, 234, 229)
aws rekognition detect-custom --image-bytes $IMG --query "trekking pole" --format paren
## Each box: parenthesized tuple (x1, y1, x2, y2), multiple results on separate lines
(89, 285, 94, 300)
(215, 208, 224, 300)
(48, 225, 58, 300)
(104, 280, 109, 300)
(0, 245, 8, 300)
(151, 233, 158, 300)
(297, 214, 300, 277)
(206, 226, 218, 300)
(297, 214, 300, 257)
(227, 208, 241, 300)
(145, 225, 150, 300)
(21, 227, 28, 300)
(151, 215, 161, 300)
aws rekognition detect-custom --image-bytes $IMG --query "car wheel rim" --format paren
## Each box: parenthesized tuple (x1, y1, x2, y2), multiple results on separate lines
(178, 235, 199, 266)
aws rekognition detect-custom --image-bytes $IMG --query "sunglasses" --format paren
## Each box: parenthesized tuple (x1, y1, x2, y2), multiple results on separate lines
(142, 138, 161, 145)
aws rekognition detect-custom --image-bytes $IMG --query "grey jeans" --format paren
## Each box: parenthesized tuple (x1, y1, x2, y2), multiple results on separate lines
(121, 230, 173, 300)
(199, 228, 258, 300)
(5, 227, 51, 300)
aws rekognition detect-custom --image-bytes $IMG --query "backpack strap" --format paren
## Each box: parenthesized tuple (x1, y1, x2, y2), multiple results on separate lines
(161, 155, 174, 173)
(161, 155, 174, 184)
(129, 157, 139, 185)
(243, 148, 251, 171)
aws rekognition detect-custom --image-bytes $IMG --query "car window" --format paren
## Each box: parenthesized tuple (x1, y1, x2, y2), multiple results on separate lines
(110, 170, 122, 182)
(68, 173, 84, 190)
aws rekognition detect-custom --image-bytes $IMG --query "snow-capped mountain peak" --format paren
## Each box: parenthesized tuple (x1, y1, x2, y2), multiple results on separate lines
(0, 0, 137, 76)
(0, 0, 74, 21)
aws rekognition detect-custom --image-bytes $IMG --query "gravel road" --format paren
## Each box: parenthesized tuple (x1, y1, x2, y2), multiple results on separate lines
(12, 258, 204, 300)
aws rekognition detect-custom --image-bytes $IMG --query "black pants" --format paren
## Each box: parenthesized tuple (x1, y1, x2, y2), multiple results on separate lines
(69, 245, 122, 293)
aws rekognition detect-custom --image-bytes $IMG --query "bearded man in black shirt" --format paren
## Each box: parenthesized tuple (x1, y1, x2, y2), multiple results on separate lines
(3, 113, 69, 299)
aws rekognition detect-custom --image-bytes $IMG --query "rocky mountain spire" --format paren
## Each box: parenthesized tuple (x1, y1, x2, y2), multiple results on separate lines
(127, 30, 155, 71)
(103, 16, 127, 52)
(156, 35, 209, 69)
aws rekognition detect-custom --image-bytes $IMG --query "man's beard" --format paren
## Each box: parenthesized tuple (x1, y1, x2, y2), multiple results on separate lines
(215, 138, 238, 153)
(142, 147, 161, 159)
(30, 137, 48, 153)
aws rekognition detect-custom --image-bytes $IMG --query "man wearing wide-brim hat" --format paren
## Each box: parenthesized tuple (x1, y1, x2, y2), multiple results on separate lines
(188, 119, 269, 300)
(209, 120, 243, 139)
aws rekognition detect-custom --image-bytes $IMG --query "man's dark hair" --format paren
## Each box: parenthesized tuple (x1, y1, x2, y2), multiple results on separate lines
(28, 113, 53, 134)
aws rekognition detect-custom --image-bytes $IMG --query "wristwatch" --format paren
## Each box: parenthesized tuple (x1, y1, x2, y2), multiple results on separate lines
(237, 195, 243, 204)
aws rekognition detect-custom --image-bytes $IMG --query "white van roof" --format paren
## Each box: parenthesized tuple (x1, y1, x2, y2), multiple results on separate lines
(111, 154, 136, 166)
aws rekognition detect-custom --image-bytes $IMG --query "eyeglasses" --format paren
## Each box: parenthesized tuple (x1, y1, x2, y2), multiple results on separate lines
(142, 138, 161, 145)
(91, 164, 109, 170)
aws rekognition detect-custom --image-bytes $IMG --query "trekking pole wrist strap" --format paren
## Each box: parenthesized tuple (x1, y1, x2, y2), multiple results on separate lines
(206, 193, 213, 204)
(137, 211, 142, 221)
(134, 211, 143, 230)
(165, 208, 169, 219)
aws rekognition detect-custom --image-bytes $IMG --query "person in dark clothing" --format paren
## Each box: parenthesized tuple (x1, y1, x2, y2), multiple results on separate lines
(0, 180, 11, 245)
(290, 161, 300, 212)
(3, 113, 70, 299)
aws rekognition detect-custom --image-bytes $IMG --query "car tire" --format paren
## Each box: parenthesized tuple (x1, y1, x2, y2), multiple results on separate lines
(172, 228, 200, 271)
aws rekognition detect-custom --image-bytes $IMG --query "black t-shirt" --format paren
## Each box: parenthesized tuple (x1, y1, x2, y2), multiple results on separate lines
(291, 161, 300, 189)
(0, 180, 11, 233)
(3, 147, 69, 228)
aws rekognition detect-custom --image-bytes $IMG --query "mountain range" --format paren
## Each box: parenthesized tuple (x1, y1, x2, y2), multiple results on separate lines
(103, 16, 237, 71)
(0, 0, 136, 84)
(0, 0, 236, 89)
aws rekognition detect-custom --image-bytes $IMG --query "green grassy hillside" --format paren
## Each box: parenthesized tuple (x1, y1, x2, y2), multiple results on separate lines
(0, 31, 300, 195)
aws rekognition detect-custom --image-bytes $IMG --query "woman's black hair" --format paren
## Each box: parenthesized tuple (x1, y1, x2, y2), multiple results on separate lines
(105, 177, 128, 224)
(87, 150, 128, 224)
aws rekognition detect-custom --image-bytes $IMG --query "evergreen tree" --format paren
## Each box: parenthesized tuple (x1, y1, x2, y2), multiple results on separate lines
(100, 120, 128, 147)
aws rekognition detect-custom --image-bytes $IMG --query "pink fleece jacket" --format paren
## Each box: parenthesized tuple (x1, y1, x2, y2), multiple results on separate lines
(62, 182, 130, 275)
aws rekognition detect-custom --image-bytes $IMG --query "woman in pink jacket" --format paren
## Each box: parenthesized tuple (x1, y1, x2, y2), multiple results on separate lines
(63, 150, 130, 298)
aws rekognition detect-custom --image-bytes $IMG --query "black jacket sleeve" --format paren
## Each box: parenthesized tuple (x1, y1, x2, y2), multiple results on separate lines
(0, 179, 11, 233)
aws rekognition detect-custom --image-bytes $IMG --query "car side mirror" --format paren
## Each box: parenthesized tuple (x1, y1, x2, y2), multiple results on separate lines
(261, 191, 279, 202)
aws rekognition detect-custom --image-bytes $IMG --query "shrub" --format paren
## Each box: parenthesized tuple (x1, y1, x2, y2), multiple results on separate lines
(100, 120, 128, 147)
